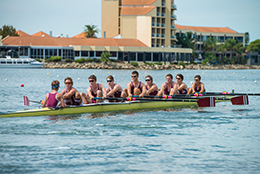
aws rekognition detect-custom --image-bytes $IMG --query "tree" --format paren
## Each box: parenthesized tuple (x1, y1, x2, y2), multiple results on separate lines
(176, 32, 196, 49)
(101, 52, 111, 63)
(225, 38, 238, 63)
(245, 32, 250, 47)
(247, 39, 260, 53)
(0, 25, 19, 38)
(84, 24, 99, 38)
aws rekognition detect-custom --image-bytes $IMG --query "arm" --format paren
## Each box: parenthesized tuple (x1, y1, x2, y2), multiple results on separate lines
(127, 82, 132, 97)
(57, 93, 65, 108)
(87, 87, 94, 99)
(171, 83, 178, 95)
(63, 88, 76, 99)
(100, 84, 107, 99)
(147, 84, 158, 95)
(177, 83, 187, 91)
(200, 83, 205, 93)
(139, 83, 146, 97)
(42, 94, 48, 108)
(107, 84, 122, 96)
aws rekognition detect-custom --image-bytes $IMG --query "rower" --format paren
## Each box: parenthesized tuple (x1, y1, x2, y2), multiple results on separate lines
(106, 75, 127, 101)
(61, 77, 82, 106)
(188, 75, 206, 94)
(42, 80, 65, 108)
(81, 75, 107, 103)
(158, 73, 178, 96)
(176, 74, 189, 94)
(127, 71, 146, 97)
(144, 75, 159, 96)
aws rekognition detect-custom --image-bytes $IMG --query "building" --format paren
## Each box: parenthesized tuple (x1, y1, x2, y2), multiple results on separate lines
(175, 24, 245, 53)
(0, 30, 192, 63)
(102, 0, 177, 48)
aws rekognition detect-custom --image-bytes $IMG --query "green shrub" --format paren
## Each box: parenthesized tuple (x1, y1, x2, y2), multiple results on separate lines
(130, 62, 138, 67)
(85, 58, 93, 62)
(154, 62, 163, 65)
(65, 59, 73, 63)
(145, 62, 154, 66)
(75, 58, 86, 63)
(35, 58, 42, 62)
(93, 58, 101, 63)
(101, 52, 111, 63)
(49, 56, 62, 62)
(178, 61, 185, 68)
(201, 59, 208, 66)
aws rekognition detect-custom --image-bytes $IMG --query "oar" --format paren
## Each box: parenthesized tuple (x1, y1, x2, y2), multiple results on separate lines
(132, 95, 200, 99)
(93, 97, 216, 107)
(23, 96, 42, 106)
(203, 92, 260, 96)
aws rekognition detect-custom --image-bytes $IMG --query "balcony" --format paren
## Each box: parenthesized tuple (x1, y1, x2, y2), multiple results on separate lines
(171, 25, 176, 29)
(152, 22, 155, 26)
(171, 14, 176, 19)
(157, 12, 160, 16)
(161, 34, 165, 38)
(161, 13, 165, 17)
(157, 23, 160, 27)
(162, 2, 165, 6)
(152, 33, 155, 37)
(157, 34, 160, 37)
(161, 23, 165, 27)
(171, 4, 177, 9)
(171, 35, 176, 39)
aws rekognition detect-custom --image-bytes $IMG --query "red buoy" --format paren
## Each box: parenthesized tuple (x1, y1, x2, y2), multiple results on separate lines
(21, 84, 24, 87)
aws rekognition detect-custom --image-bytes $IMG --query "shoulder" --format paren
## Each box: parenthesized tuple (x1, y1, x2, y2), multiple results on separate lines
(127, 82, 132, 86)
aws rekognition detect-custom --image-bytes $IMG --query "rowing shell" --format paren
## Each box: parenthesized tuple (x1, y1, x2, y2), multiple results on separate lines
(1, 100, 202, 118)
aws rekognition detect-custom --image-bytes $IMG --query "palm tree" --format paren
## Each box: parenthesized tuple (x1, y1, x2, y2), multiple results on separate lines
(84, 24, 99, 38)
(225, 38, 237, 63)
(203, 37, 217, 55)
(176, 32, 196, 49)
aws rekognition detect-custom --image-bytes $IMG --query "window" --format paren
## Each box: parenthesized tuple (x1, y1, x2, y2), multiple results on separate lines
(81, 51, 88, 57)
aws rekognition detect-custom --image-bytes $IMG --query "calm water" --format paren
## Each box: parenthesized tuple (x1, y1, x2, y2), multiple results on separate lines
(0, 68, 260, 173)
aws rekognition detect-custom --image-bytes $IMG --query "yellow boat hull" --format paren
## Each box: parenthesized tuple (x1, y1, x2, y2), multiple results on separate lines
(1, 100, 200, 118)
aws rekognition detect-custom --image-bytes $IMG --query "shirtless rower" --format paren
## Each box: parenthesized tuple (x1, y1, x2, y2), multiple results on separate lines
(106, 75, 127, 100)
(81, 75, 107, 103)
(144, 75, 159, 96)
(127, 71, 146, 97)
(158, 73, 178, 96)
(42, 80, 65, 108)
(188, 75, 206, 94)
(175, 74, 189, 94)
(61, 77, 82, 106)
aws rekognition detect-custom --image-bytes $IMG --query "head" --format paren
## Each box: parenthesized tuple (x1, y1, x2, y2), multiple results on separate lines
(106, 75, 114, 85)
(51, 80, 60, 90)
(88, 75, 97, 84)
(176, 74, 184, 83)
(166, 73, 173, 83)
(64, 77, 73, 88)
(131, 71, 139, 81)
(194, 75, 201, 83)
(145, 75, 153, 84)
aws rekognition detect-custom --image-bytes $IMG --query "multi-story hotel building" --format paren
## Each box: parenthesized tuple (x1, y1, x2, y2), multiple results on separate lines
(102, 0, 177, 48)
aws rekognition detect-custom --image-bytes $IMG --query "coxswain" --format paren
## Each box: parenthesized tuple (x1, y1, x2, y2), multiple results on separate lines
(106, 75, 127, 101)
(81, 75, 107, 103)
(175, 74, 189, 94)
(61, 77, 82, 106)
(42, 80, 65, 108)
(188, 75, 206, 94)
(127, 71, 146, 97)
(144, 75, 159, 96)
(158, 73, 178, 96)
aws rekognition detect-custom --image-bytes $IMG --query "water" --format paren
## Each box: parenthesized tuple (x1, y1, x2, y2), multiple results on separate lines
(0, 68, 260, 173)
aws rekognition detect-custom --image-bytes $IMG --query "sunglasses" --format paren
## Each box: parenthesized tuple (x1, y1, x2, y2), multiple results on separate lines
(131, 75, 137, 78)
(89, 80, 94, 82)
(194, 79, 199, 81)
(145, 79, 151, 81)
(176, 78, 181, 80)
(65, 82, 72, 85)
(107, 80, 112, 82)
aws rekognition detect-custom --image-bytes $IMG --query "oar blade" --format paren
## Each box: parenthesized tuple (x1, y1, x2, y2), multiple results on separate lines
(23, 96, 29, 106)
(197, 97, 215, 107)
(231, 95, 249, 105)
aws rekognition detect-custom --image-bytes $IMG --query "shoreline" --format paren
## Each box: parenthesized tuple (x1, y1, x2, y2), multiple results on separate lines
(42, 62, 260, 70)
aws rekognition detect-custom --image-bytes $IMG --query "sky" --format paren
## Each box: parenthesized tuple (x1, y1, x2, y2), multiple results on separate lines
(0, 0, 259, 42)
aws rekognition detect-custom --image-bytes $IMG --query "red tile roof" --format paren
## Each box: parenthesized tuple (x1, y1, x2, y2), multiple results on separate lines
(72, 32, 86, 38)
(16, 30, 30, 36)
(32, 31, 50, 37)
(121, 6, 155, 16)
(2, 35, 148, 47)
(122, 0, 156, 6)
(176, 24, 237, 33)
